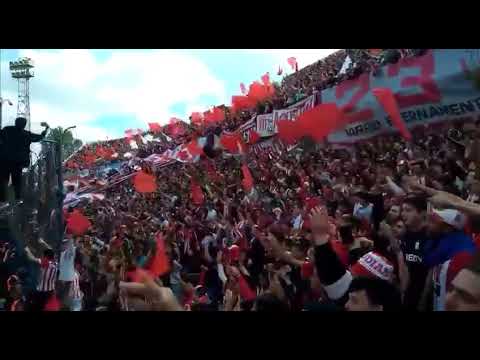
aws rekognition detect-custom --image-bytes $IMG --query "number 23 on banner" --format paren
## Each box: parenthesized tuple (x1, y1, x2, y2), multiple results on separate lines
(334, 51, 442, 124)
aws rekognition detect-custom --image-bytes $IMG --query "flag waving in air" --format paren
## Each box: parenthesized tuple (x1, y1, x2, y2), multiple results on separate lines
(372, 88, 412, 141)
(146, 232, 171, 278)
(241, 164, 254, 192)
(287, 57, 298, 71)
(148, 122, 162, 133)
(133, 171, 157, 193)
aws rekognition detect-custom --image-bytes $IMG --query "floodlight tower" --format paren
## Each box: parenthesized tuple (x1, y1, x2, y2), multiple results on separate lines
(9, 57, 34, 131)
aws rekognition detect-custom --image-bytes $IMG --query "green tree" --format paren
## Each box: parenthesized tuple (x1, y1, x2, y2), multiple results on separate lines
(46, 126, 83, 161)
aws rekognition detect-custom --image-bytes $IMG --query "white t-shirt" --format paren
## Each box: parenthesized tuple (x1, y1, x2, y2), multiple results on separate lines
(58, 240, 76, 282)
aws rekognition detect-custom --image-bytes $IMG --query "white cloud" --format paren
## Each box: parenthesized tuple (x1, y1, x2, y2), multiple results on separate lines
(1, 49, 227, 142)
(1, 49, 339, 143)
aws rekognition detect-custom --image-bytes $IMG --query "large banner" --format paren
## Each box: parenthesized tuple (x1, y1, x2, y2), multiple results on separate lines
(322, 49, 480, 144)
(273, 94, 317, 123)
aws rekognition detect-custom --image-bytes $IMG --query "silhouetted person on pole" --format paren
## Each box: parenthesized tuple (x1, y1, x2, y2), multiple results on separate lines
(0, 117, 49, 208)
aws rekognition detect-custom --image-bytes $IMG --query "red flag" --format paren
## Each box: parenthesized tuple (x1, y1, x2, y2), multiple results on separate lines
(277, 66, 283, 76)
(83, 152, 97, 165)
(247, 81, 274, 103)
(148, 122, 162, 133)
(186, 139, 204, 157)
(220, 132, 246, 153)
(191, 112, 204, 126)
(372, 88, 412, 141)
(240, 82, 247, 95)
(204, 108, 224, 124)
(203, 110, 214, 124)
(168, 118, 186, 137)
(287, 57, 297, 71)
(277, 120, 302, 145)
(211, 107, 225, 123)
(261, 72, 270, 86)
(95, 146, 106, 158)
(296, 103, 344, 142)
(191, 180, 205, 205)
(146, 232, 171, 278)
(133, 171, 157, 193)
(241, 164, 254, 192)
(66, 209, 92, 236)
(231, 95, 256, 113)
(248, 130, 260, 144)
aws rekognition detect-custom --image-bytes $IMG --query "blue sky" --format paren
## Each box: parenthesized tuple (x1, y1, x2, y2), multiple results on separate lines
(0, 49, 337, 143)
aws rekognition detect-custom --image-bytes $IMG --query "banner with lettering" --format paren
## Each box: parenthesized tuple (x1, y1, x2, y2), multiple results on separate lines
(321, 49, 480, 144)
(250, 137, 285, 156)
(256, 113, 275, 138)
(239, 117, 257, 143)
(272, 94, 318, 124)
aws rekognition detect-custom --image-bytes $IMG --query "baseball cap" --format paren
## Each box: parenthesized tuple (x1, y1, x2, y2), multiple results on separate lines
(431, 209, 466, 230)
(351, 251, 394, 282)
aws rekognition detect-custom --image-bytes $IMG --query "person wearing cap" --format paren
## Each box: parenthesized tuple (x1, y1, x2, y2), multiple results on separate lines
(423, 208, 477, 311)
(307, 206, 401, 311)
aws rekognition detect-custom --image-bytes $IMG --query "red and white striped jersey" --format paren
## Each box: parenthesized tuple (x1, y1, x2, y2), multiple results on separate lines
(37, 259, 58, 292)
(69, 271, 83, 300)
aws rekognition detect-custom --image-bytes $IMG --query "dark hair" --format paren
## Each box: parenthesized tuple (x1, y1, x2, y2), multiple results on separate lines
(349, 277, 401, 311)
(255, 294, 289, 312)
(403, 195, 428, 213)
(15, 117, 27, 129)
(44, 249, 55, 260)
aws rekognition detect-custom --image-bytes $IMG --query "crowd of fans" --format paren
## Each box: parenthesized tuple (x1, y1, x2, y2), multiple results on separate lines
(64, 49, 429, 172)
(1, 49, 479, 312)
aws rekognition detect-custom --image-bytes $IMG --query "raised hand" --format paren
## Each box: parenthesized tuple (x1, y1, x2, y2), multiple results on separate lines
(309, 206, 330, 246)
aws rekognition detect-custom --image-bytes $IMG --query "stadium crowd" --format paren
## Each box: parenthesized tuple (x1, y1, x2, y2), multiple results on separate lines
(1, 49, 479, 312)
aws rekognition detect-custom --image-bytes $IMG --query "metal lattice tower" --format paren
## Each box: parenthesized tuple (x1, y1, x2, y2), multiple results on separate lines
(9, 57, 34, 131)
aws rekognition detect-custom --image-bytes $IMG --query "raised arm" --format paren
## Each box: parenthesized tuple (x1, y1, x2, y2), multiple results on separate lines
(310, 207, 352, 303)
(29, 122, 50, 142)
(411, 182, 480, 217)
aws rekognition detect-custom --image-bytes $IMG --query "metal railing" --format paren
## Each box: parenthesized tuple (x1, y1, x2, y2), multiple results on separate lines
(3, 141, 63, 290)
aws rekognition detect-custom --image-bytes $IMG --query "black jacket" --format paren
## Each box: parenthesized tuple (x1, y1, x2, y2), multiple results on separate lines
(0, 126, 47, 167)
